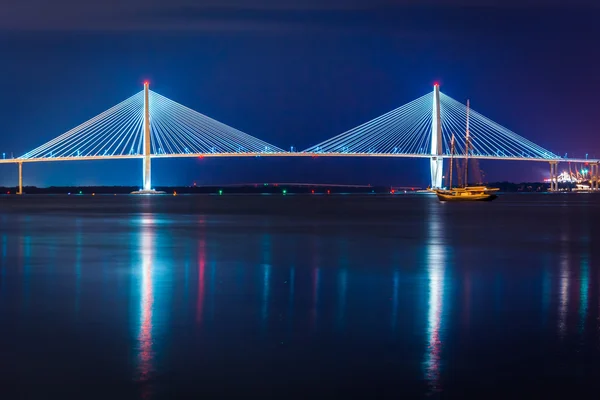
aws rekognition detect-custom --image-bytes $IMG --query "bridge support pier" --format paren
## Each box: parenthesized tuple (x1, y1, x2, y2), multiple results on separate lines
(17, 162, 23, 195)
(430, 157, 443, 189)
(591, 163, 599, 191)
(549, 161, 559, 192)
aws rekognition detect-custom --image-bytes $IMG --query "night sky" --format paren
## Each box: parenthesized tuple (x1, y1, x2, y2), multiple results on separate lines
(1, 1, 598, 187)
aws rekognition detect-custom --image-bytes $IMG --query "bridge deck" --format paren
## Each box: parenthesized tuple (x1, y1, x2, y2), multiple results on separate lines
(0, 153, 596, 164)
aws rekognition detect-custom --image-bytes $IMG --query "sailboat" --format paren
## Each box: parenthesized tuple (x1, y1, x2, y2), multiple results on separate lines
(433, 100, 499, 202)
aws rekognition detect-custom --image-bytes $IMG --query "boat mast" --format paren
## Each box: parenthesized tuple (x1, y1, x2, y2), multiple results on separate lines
(449, 133, 455, 189)
(465, 99, 470, 188)
(569, 162, 573, 182)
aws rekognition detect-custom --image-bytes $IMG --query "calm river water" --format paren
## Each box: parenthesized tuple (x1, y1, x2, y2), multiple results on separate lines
(0, 193, 599, 399)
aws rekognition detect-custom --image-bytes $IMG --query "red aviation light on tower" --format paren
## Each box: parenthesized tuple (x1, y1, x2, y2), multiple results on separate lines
(433, 82, 440, 87)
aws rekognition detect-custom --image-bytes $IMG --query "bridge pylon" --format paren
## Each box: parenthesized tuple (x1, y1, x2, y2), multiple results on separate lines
(430, 84, 443, 189)
(143, 82, 152, 191)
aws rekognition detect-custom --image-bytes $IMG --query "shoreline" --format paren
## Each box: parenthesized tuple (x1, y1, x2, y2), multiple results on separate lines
(0, 181, 558, 195)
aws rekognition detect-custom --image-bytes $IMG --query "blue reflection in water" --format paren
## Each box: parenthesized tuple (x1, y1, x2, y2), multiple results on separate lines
(579, 256, 589, 334)
(390, 242, 402, 333)
(310, 236, 320, 329)
(542, 261, 551, 328)
(337, 239, 349, 330)
(261, 234, 272, 328)
(391, 271, 399, 332)
(262, 265, 271, 326)
(0, 215, 6, 293)
(311, 267, 320, 330)
(492, 269, 503, 313)
(288, 266, 295, 332)
(1, 231, 6, 258)
(337, 269, 348, 331)
(20, 221, 32, 308)
(558, 233, 570, 338)
(184, 260, 189, 304)
(1, 232, 6, 288)
(4, 194, 600, 398)
(208, 260, 216, 322)
(579, 223, 591, 335)
(24, 236, 31, 264)
(196, 225, 206, 326)
(137, 217, 155, 383)
(75, 219, 82, 315)
(462, 272, 471, 330)
(423, 202, 447, 393)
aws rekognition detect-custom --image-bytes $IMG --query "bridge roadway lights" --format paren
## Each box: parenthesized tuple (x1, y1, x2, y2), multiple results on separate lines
(549, 161, 559, 192)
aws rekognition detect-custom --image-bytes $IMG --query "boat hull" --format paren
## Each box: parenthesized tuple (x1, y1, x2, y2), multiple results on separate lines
(130, 190, 167, 195)
(435, 192, 497, 202)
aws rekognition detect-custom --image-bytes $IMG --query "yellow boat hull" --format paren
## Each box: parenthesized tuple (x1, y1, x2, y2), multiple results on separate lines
(433, 187, 499, 202)
(435, 192, 497, 202)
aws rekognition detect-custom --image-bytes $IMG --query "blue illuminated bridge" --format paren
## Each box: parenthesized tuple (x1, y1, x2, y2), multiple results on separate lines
(0, 82, 598, 194)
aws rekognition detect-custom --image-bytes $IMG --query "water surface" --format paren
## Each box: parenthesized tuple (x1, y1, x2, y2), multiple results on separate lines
(1, 193, 599, 398)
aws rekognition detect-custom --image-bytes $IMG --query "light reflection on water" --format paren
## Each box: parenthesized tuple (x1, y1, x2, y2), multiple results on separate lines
(337, 268, 347, 330)
(580, 256, 589, 334)
(311, 267, 320, 330)
(137, 217, 155, 384)
(75, 218, 82, 315)
(391, 270, 399, 332)
(424, 201, 447, 393)
(261, 234, 271, 329)
(337, 239, 349, 331)
(579, 222, 591, 335)
(1, 229, 6, 289)
(0, 194, 599, 398)
(196, 229, 206, 326)
(559, 232, 570, 338)
(20, 225, 31, 309)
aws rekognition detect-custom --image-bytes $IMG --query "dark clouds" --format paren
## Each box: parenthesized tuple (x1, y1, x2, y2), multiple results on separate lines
(1, 0, 598, 31)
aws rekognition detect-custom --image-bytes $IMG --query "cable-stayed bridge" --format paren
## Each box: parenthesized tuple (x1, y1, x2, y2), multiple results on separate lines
(0, 82, 598, 194)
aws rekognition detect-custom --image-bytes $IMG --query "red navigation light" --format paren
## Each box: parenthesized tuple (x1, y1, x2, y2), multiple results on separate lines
(144, 80, 150, 85)
(311, 190, 315, 194)
(433, 82, 439, 87)
(391, 189, 395, 194)
(327, 190, 330, 194)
